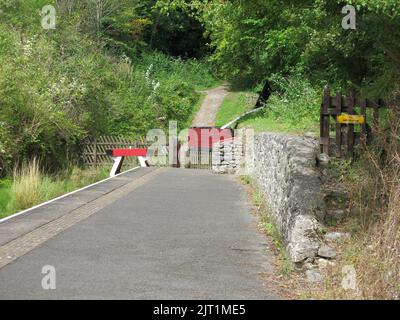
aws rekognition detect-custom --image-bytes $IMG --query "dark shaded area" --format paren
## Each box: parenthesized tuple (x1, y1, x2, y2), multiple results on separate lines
(255, 81, 273, 108)
(146, 9, 209, 58)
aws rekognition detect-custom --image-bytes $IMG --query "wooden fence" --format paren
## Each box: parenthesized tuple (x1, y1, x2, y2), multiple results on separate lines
(82, 136, 215, 170)
(320, 87, 386, 157)
(82, 136, 147, 166)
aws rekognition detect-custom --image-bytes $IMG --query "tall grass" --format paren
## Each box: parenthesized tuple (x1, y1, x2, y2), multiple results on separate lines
(318, 102, 400, 300)
(244, 75, 320, 134)
(0, 160, 109, 218)
(12, 158, 43, 211)
(349, 104, 400, 299)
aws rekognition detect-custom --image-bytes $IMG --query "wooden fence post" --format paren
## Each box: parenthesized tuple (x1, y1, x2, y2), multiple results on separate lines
(360, 99, 367, 144)
(335, 91, 342, 157)
(93, 137, 97, 168)
(320, 87, 331, 154)
(373, 100, 382, 129)
(347, 93, 355, 157)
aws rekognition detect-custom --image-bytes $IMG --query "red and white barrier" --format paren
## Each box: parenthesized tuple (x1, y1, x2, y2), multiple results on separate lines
(107, 148, 149, 177)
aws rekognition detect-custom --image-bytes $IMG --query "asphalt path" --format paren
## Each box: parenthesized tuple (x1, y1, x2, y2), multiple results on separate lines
(0, 168, 278, 299)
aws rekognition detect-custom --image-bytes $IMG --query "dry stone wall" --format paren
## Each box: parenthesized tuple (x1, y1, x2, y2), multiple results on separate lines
(213, 131, 327, 263)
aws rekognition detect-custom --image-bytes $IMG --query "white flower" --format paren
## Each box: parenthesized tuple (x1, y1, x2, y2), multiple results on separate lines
(22, 39, 33, 56)
(121, 53, 131, 65)
(79, 84, 87, 94)
(145, 64, 153, 82)
(153, 81, 160, 92)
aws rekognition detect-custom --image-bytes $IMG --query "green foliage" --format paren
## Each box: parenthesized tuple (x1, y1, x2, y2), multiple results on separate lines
(138, 52, 219, 90)
(197, 0, 320, 88)
(0, 178, 12, 216)
(0, 1, 217, 174)
(259, 75, 321, 129)
(190, 0, 400, 95)
(146, 1, 209, 58)
(347, 0, 400, 16)
(216, 75, 321, 134)
(0, 0, 53, 30)
(65, 0, 210, 58)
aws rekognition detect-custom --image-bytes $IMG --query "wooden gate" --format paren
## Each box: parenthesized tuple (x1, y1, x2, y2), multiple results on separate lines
(320, 87, 386, 157)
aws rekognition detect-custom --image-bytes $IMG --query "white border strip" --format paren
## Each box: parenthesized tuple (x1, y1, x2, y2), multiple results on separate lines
(0, 166, 141, 224)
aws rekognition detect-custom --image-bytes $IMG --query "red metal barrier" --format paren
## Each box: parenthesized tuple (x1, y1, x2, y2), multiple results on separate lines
(109, 148, 148, 157)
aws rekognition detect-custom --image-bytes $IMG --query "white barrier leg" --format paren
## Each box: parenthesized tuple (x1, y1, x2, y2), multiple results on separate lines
(138, 156, 149, 168)
(110, 156, 124, 177)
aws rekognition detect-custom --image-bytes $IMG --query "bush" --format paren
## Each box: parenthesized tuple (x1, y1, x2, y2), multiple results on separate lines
(238, 75, 321, 134)
(138, 51, 219, 90)
(0, 178, 12, 217)
(267, 74, 321, 125)
(0, 24, 214, 174)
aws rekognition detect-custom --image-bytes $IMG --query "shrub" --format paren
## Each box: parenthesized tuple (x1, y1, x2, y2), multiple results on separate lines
(267, 74, 321, 125)
(238, 74, 321, 134)
(138, 51, 218, 90)
(348, 103, 400, 299)
(0, 27, 213, 173)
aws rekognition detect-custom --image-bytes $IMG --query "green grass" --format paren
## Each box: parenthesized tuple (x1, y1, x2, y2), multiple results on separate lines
(253, 191, 294, 275)
(0, 165, 110, 219)
(0, 178, 12, 218)
(216, 92, 320, 134)
(217, 76, 321, 134)
(139, 52, 220, 91)
(239, 99, 320, 135)
(215, 92, 255, 127)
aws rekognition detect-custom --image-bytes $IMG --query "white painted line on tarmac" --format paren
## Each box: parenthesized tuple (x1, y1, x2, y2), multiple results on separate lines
(0, 166, 141, 224)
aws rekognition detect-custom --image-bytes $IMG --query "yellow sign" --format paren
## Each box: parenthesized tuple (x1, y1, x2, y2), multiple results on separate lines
(337, 114, 365, 125)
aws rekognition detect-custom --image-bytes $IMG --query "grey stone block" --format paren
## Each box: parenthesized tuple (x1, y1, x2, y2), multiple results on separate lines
(318, 244, 337, 259)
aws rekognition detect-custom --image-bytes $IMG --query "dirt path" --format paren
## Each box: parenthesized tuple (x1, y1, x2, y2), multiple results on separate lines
(192, 85, 228, 127)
